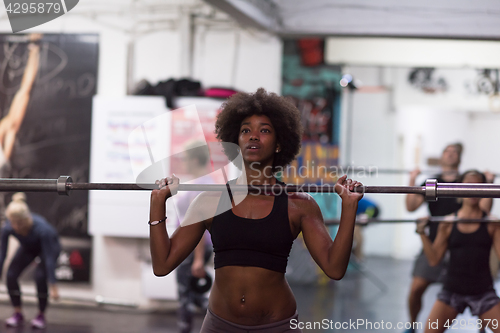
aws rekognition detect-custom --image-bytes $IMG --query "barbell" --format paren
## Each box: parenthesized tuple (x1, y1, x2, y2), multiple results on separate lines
(0, 177, 499, 202)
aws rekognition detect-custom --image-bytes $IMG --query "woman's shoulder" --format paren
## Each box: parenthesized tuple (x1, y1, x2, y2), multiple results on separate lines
(287, 191, 315, 202)
(482, 212, 495, 219)
(31, 213, 48, 223)
(180, 191, 224, 226)
(32, 213, 50, 227)
(287, 190, 321, 215)
(193, 190, 224, 203)
(433, 215, 454, 233)
(486, 215, 499, 233)
(31, 214, 57, 234)
(1, 222, 13, 234)
(442, 214, 456, 222)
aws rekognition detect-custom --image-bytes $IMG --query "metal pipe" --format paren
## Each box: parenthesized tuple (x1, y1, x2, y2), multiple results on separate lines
(324, 217, 500, 225)
(1, 177, 500, 201)
(436, 183, 500, 198)
(0, 178, 58, 192)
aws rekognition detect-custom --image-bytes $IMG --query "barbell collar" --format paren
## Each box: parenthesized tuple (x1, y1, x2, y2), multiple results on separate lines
(425, 179, 438, 202)
(57, 176, 72, 196)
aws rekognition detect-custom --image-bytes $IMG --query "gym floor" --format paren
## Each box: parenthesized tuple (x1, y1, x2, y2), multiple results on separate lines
(0, 256, 495, 333)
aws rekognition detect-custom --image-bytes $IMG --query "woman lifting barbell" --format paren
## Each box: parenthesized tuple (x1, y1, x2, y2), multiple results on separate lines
(148, 88, 364, 332)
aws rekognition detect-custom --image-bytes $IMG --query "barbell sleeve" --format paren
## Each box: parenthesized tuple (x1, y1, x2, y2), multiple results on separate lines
(324, 217, 500, 225)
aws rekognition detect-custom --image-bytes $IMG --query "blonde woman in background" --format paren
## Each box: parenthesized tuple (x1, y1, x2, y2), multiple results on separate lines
(0, 193, 61, 329)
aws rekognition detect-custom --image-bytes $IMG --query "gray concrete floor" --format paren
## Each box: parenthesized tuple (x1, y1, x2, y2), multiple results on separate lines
(0, 257, 495, 333)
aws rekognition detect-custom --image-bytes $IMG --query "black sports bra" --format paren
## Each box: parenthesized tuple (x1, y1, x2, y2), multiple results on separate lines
(210, 180, 294, 273)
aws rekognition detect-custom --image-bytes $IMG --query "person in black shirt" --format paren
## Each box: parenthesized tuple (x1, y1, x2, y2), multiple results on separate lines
(417, 170, 500, 333)
(404, 143, 494, 333)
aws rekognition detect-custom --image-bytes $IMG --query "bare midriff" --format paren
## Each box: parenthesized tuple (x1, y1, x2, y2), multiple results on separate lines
(208, 266, 296, 326)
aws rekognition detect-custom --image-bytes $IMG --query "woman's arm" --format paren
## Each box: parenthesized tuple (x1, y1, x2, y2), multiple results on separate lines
(301, 175, 363, 280)
(480, 172, 495, 212)
(491, 220, 500, 260)
(0, 229, 10, 278)
(49, 284, 59, 300)
(149, 177, 207, 276)
(417, 219, 452, 266)
(39, 227, 61, 300)
(405, 169, 425, 212)
(480, 199, 493, 213)
(406, 194, 425, 212)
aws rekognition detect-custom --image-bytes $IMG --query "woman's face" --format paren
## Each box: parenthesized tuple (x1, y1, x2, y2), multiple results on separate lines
(461, 173, 483, 206)
(10, 217, 31, 236)
(441, 145, 460, 168)
(238, 114, 278, 168)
